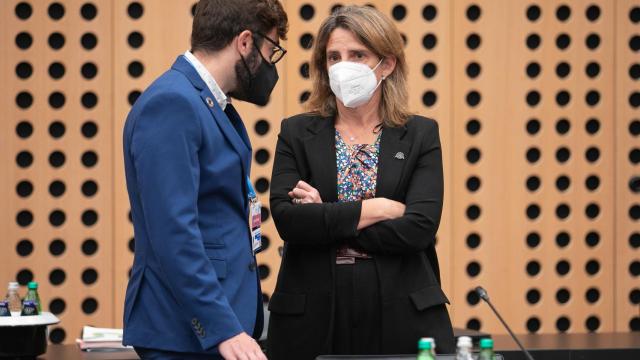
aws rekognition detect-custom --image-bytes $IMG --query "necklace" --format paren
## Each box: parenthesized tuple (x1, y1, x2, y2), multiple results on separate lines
(339, 123, 383, 143)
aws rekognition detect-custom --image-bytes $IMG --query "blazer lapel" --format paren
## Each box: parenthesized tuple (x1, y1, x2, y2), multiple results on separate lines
(303, 117, 338, 203)
(204, 99, 251, 177)
(376, 125, 410, 199)
(172, 56, 250, 178)
(223, 104, 252, 172)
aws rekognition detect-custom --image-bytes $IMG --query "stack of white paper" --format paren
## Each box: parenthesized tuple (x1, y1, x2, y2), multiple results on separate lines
(75, 326, 133, 351)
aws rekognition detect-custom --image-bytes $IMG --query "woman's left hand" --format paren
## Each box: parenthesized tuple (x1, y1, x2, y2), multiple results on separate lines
(288, 180, 323, 204)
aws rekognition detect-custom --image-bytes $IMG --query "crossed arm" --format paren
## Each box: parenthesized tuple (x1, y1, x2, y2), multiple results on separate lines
(270, 119, 444, 254)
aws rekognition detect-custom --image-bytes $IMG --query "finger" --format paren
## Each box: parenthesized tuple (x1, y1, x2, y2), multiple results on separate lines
(251, 349, 265, 360)
(296, 180, 315, 192)
(291, 188, 310, 198)
(231, 343, 245, 360)
(237, 351, 250, 360)
(242, 351, 256, 360)
(288, 191, 295, 198)
(219, 349, 232, 360)
(254, 346, 267, 360)
(221, 349, 236, 360)
(250, 341, 265, 359)
(232, 347, 248, 360)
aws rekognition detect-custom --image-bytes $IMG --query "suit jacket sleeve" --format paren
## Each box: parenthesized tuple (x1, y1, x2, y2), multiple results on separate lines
(270, 117, 362, 246)
(130, 93, 243, 350)
(349, 120, 444, 254)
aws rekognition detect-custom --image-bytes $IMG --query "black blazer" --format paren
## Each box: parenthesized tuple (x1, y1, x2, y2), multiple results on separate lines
(267, 113, 455, 359)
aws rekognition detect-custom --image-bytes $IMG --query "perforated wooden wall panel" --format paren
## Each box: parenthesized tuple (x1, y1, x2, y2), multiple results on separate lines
(615, 0, 640, 333)
(2, 0, 638, 345)
(453, 0, 618, 334)
(3, 0, 115, 344)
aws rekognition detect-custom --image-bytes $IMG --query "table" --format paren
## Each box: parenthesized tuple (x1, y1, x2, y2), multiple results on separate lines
(39, 332, 640, 360)
(491, 332, 640, 360)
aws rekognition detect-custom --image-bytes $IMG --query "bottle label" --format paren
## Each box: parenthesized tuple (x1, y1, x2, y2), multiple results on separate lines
(0, 302, 11, 317)
(21, 301, 38, 316)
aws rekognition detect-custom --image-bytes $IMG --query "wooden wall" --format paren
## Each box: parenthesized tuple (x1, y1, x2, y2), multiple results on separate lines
(1, 0, 638, 344)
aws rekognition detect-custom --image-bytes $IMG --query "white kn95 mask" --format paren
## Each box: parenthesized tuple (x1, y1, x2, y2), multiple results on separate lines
(329, 59, 384, 108)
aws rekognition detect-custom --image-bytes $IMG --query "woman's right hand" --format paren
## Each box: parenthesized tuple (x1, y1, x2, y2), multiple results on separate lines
(358, 198, 405, 230)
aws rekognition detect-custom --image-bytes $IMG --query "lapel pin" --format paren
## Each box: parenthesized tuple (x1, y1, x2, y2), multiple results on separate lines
(395, 152, 405, 160)
(205, 97, 214, 108)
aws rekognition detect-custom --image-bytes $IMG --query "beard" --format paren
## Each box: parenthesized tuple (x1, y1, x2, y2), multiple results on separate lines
(230, 47, 261, 101)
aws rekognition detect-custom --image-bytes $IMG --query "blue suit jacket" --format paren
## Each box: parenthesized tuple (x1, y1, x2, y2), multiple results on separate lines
(122, 56, 262, 354)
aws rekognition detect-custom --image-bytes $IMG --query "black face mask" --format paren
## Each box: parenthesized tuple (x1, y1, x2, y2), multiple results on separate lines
(229, 47, 279, 106)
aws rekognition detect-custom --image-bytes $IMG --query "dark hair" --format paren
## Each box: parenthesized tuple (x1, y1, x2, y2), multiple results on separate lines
(191, 0, 288, 53)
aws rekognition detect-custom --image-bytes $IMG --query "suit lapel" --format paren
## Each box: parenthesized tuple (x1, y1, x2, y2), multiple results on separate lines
(376, 125, 410, 199)
(172, 56, 251, 178)
(303, 117, 338, 203)
(204, 99, 251, 177)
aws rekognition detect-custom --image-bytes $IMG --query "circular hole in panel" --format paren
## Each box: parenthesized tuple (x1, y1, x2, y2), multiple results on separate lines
(49, 210, 66, 227)
(556, 232, 570, 248)
(16, 269, 34, 285)
(16, 180, 34, 198)
(16, 121, 33, 138)
(82, 238, 98, 256)
(82, 297, 98, 314)
(81, 3, 98, 20)
(15, 2, 33, 20)
(15, 32, 33, 50)
(16, 210, 34, 228)
(466, 233, 481, 249)
(48, 2, 65, 20)
(49, 180, 66, 197)
(128, 2, 144, 19)
(49, 328, 66, 344)
(556, 260, 571, 276)
(526, 288, 541, 304)
(49, 268, 66, 286)
(422, 5, 437, 21)
(586, 287, 600, 304)
(16, 239, 34, 257)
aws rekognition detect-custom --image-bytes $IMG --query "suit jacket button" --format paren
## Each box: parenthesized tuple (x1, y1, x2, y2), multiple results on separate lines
(248, 262, 256, 271)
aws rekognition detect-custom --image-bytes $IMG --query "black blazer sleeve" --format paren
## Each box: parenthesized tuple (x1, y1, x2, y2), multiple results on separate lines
(270, 117, 362, 246)
(348, 120, 444, 254)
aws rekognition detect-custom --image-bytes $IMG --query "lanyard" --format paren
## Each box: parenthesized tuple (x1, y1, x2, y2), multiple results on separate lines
(247, 177, 262, 255)
(247, 176, 257, 200)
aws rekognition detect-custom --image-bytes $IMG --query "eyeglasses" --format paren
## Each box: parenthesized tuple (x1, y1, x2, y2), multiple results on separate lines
(256, 32, 287, 65)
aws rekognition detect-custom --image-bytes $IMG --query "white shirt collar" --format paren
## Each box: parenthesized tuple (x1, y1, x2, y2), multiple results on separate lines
(183, 50, 228, 110)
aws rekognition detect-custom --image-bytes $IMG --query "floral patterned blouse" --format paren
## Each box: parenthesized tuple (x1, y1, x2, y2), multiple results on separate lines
(335, 130, 382, 203)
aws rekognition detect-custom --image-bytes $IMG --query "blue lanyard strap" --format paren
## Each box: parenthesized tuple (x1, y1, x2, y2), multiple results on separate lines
(246, 177, 257, 199)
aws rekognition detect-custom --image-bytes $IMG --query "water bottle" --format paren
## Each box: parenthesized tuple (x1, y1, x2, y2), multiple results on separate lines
(417, 338, 435, 360)
(456, 336, 474, 360)
(478, 338, 496, 360)
(5, 282, 22, 316)
(24, 281, 42, 313)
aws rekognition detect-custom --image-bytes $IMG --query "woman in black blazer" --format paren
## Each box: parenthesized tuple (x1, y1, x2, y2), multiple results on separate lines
(267, 6, 455, 359)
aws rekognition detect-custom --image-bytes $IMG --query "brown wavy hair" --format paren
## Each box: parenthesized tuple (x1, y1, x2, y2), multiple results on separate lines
(306, 5, 410, 127)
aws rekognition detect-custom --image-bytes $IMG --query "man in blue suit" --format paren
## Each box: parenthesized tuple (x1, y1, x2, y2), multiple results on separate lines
(122, 1, 288, 358)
